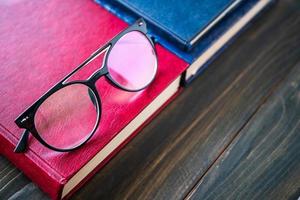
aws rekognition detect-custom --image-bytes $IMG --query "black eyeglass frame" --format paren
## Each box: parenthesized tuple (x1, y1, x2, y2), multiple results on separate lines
(14, 19, 157, 153)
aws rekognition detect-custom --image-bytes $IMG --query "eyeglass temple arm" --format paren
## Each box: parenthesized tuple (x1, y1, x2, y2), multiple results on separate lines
(14, 130, 30, 153)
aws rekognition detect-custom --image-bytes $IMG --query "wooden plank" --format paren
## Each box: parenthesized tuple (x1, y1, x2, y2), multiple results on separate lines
(73, 0, 300, 199)
(0, 156, 45, 200)
(188, 63, 300, 200)
(0, 156, 10, 177)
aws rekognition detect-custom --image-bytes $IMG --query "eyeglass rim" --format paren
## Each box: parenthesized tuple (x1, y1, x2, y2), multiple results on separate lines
(29, 82, 102, 152)
(105, 31, 158, 92)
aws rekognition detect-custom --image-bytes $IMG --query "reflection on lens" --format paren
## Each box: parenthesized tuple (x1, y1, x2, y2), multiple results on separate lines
(107, 31, 157, 91)
(34, 84, 98, 150)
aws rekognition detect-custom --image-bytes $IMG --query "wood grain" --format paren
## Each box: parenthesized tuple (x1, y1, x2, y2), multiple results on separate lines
(0, 156, 47, 200)
(188, 63, 300, 200)
(1, 0, 300, 199)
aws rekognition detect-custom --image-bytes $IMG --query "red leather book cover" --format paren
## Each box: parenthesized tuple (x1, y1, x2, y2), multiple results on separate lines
(0, 0, 187, 199)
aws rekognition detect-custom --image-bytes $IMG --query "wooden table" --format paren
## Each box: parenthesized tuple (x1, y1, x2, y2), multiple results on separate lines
(1, 0, 299, 199)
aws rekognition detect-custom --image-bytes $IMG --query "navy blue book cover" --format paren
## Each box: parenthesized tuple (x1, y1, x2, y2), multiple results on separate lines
(99, 0, 242, 51)
(96, 0, 261, 63)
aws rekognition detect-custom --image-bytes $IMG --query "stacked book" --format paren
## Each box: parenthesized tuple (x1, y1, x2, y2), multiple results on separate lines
(0, 0, 273, 199)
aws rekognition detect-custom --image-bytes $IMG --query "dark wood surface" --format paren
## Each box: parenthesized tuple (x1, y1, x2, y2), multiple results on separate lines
(1, 0, 300, 199)
(187, 63, 300, 200)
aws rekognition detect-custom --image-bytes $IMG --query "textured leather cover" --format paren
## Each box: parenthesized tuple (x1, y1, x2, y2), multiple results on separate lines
(96, 0, 260, 63)
(0, 0, 187, 199)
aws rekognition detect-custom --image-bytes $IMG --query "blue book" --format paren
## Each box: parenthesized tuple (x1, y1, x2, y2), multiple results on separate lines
(95, 0, 273, 83)
(97, 0, 243, 51)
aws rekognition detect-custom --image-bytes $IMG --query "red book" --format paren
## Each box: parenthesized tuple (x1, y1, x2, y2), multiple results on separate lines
(0, 0, 187, 199)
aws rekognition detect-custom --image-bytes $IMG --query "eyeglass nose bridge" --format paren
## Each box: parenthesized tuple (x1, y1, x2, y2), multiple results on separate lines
(87, 66, 109, 85)
(84, 44, 111, 85)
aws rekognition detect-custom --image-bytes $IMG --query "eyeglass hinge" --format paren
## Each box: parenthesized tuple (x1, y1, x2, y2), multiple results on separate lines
(21, 116, 29, 123)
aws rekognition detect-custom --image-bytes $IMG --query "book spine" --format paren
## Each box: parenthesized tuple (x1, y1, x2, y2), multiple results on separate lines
(0, 132, 64, 200)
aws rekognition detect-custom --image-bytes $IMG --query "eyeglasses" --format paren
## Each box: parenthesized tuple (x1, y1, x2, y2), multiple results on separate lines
(14, 19, 157, 153)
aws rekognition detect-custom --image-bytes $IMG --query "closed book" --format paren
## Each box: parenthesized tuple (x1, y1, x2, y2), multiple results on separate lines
(95, 0, 273, 83)
(97, 0, 244, 51)
(0, 0, 187, 199)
